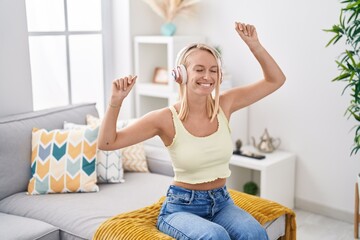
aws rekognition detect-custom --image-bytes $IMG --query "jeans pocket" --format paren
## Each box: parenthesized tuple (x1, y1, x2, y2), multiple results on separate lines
(167, 192, 193, 205)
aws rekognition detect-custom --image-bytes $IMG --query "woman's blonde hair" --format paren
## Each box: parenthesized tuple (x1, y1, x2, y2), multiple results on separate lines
(175, 43, 223, 122)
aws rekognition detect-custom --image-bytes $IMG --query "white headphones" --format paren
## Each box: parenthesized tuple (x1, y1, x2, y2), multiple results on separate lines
(171, 65, 187, 84)
(170, 43, 223, 85)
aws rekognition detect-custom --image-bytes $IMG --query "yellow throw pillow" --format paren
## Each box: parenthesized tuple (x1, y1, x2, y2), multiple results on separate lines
(28, 127, 99, 194)
(86, 115, 149, 172)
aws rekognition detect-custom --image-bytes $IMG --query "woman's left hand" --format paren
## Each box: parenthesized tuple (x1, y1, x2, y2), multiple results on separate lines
(235, 22, 260, 49)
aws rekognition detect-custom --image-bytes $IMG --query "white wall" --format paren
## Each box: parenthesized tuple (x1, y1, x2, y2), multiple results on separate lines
(127, 0, 360, 222)
(246, 1, 359, 221)
(107, 0, 133, 119)
(104, 0, 163, 120)
(0, 0, 33, 117)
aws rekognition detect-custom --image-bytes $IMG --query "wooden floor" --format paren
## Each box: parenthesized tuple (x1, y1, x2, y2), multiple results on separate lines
(295, 209, 353, 240)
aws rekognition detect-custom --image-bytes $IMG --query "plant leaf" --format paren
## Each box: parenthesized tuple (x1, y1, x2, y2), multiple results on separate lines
(336, 60, 350, 71)
(333, 35, 344, 45)
(346, 1, 360, 10)
(333, 73, 351, 82)
(325, 34, 341, 47)
(349, 109, 360, 121)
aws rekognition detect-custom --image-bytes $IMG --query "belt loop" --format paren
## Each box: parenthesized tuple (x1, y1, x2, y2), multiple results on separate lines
(190, 190, 195, 202)
(222, 185, 227, 196)
(207, 190, 216, 217)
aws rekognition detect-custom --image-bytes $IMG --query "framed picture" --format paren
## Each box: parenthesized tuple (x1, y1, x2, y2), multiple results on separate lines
(153, 67, 168, 84)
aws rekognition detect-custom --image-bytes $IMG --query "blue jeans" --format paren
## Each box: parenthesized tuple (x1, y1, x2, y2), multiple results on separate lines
(157, 185, 269, 240)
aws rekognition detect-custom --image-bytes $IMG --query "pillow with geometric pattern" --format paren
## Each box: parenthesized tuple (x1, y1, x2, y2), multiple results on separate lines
(86, 115, 149, 173)
(64, 122, 125, 184)
(27, 127, 99, 194)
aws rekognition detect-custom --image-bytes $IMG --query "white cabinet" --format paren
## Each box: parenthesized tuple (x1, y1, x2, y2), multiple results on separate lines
(134, 36, 205, 117)
(227, 145, 296, 208)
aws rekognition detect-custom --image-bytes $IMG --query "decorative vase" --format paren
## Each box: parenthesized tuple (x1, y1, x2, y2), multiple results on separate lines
(161, 22, 176, 36)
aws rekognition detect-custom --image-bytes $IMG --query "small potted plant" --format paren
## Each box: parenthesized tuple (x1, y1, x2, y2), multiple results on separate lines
(243, 181, 259, 196)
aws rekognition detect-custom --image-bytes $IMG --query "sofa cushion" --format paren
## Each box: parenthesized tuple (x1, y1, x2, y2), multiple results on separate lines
(96, 149, 124, 183)
(64, 121, 125, 184)
(86, 115, 149, 173)
(121, 142, 148, 172)
(0, 212, 59, 240)
(28, 127, 99, 194)
(0, 103, 98, 201)
(144, 144, 174, 177)
(0, 172, 173, 240)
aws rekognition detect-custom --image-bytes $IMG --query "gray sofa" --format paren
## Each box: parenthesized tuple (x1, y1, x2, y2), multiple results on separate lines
(0, 103, 286, 240)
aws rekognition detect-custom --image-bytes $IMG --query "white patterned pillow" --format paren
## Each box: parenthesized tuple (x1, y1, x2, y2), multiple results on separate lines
(64, 122, 125, 183)
(96, 150, 124, 183)
(86, 115, 149, 172)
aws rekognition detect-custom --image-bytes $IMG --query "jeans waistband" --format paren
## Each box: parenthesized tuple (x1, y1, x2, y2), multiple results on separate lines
(167, 184, 228, 198)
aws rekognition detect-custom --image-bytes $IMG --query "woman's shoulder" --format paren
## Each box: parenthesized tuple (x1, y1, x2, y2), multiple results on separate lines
(219, 95, 231, 120)
(152, 104, 177, 115)
(143, 106, 174, 125)
(144, 106, 175, 140)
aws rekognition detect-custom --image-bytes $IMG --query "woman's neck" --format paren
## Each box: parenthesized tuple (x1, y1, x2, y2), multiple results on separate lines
(189, 105, 207, 116)
(186, 95, 208, 116)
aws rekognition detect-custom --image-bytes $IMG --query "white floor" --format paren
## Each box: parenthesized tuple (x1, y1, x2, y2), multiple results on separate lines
(295, 209, 354, 240)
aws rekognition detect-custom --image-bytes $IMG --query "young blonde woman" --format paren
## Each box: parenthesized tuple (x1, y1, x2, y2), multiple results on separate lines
(98, 22, 285, 240)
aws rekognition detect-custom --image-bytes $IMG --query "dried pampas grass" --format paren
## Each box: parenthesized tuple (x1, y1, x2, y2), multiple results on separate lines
(142, 0, 201, 22)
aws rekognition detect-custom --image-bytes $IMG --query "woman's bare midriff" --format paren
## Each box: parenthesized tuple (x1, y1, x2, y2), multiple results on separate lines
(173, 178, 226, 191)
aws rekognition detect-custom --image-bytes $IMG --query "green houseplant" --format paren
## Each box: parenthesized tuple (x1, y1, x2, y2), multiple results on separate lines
(324, 0, 360, 155)
(325, 1, 360, 209)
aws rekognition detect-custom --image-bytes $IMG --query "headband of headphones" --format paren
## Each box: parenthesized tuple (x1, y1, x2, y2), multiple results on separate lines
(170, 43, 223, 85)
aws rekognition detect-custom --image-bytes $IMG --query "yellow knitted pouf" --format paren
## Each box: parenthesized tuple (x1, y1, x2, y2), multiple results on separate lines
(93, 189, 296, 240)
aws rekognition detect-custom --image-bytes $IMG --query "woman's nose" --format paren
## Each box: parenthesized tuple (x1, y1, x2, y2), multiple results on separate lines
(203, 71, 210, 79)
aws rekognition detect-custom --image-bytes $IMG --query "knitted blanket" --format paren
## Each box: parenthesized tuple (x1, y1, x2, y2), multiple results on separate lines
(93, 189, 296, 240)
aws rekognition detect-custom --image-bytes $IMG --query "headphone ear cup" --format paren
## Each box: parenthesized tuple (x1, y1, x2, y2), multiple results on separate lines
(171, 65, 187, 85)
(178, 65, 187, 84)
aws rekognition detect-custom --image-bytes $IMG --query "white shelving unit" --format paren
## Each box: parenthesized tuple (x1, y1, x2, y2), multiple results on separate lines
(227, 145, 296, 208)
(134, 35, 205, 117)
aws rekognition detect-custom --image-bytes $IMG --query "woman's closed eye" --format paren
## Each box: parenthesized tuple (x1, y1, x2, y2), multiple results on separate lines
(194, 68, 217, 73)
(194, 67, 204, 72)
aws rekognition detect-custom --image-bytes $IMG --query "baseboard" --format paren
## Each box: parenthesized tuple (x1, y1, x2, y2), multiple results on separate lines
(295, 197, 353, 223)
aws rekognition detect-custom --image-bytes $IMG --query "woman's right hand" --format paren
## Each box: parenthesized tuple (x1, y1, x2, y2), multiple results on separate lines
(110, 75, 137, 106)
(234, 22, 260, 51)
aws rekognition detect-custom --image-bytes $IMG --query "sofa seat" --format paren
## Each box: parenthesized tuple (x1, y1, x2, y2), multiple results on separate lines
(0, 172, 173, 240)
(0, 212, 59, 240)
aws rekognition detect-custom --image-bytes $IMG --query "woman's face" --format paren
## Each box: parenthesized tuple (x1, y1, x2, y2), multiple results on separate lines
(185, 49, 219, 96)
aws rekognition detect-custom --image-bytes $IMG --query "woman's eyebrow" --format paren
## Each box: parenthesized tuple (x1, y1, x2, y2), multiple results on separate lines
(193, 64, 218, 68)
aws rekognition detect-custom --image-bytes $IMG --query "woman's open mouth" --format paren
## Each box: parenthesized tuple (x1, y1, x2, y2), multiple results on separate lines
(197, 82, 213, 88)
